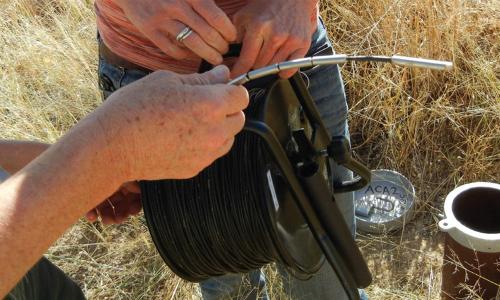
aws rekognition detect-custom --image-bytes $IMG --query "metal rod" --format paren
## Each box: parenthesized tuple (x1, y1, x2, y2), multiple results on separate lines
(228, 54, 453, 85)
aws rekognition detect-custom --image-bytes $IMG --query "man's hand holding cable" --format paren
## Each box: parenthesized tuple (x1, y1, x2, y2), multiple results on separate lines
(115, 0, 237, 65)
(231, 0, 319, 78)
(0, 66, 248, 297)
(97, 65, 248, 181)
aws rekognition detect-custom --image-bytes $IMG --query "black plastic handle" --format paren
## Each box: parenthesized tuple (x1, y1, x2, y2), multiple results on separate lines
(328, 136, 371, 193)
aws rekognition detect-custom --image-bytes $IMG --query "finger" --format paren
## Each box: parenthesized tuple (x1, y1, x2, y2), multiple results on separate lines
(98, 202, 121, 224)
(224, 111, 246, 136)
(128, 197, 143, 216)
(215, 137, 235, 158)
(98, 192, 124, 224)
(254, 35, 287, 69)
(97, 213, 115, 225)
(182, 34, 223, 65)
(124, 192, 142, 216)
(122, 181, 141, 195)
(231, 32, 264, 78)
(189, 0, 237, 42)
(220, 86, 249, 115)
(278, 47, 309, 78)
(179, 65, 230, 85)
(111, 193, 141, 223)
(146, 28, 191, 60)
(167, 21, 222, 65)
(96, 207, 120, 224)
(86, 209, 98, 222)
(176, 3, 229, 54)
(231, 10, 247, 43)
(109, 199, 131, 224)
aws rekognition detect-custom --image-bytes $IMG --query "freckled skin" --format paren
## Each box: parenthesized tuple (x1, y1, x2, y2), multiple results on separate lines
(97, 66, 248, 181)
(115, 0, 237, 65)
(0, 66, 249, 297)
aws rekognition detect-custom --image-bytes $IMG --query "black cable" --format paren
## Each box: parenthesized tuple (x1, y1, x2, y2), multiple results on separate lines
(140, 72, 370, 300)
(141, 109, 290, 281)
(346, 56, 392, 63)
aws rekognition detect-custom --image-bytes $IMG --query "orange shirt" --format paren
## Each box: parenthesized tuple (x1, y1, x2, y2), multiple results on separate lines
(95, 0, 249, 73)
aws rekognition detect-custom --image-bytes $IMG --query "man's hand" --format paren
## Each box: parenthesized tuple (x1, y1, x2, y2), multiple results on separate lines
(97, 65, 248, 182)
(0, 66, 248, 296)
(86, 181, 141, 224)
(231, 0, 319, 78)
(116, 0, 237, 65)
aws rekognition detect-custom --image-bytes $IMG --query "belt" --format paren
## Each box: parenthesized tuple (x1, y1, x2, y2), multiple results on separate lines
(99, 41, 334, 75)
(99, 41, 152, 73)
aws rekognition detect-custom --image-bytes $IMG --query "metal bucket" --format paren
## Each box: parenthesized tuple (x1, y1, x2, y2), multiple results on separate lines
(439, 182, 500, 299)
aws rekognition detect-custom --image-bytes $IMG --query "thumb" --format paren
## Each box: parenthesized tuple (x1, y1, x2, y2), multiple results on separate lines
(179, 65, 230, 85)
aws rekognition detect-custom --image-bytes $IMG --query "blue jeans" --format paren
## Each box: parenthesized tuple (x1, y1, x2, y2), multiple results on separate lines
(98, 17, 360, 300)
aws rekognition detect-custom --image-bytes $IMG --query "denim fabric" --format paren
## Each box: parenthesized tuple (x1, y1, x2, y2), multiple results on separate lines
(97, 16, 361, 300)
(0, 166, 8, 182)
(7, 258, 85, 300)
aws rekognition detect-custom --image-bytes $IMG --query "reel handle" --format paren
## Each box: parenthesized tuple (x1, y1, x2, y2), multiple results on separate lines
(328, 136, 371, 193)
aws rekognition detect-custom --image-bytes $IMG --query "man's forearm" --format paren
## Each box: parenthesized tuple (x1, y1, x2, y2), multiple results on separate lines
(0, 66, 248, 297)
(0, 116, 121, 297)
(0, 141, 50, 174)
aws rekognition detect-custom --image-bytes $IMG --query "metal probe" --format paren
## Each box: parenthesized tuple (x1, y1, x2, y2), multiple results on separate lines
(228, 55, 453, 85)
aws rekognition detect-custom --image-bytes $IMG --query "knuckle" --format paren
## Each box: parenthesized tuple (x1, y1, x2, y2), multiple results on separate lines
(237, 112, 246, 128)
(270, 34, 286, 45)
(229, 86, 249, 106)
(289, 35, 309, 47)
(156, 69, 175, 80)
(162, 2, 175, 13)
(165, 3, 182, 15)
(258, 19, 273, 30)
(210, 98, 224, 116)
(208, 98, 224, 114)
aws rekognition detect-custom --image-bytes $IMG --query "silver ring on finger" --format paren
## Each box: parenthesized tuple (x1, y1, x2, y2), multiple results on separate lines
(176, 26, 194, 42)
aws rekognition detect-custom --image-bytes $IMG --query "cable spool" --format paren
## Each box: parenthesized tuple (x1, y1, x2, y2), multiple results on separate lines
(140, 49, 454, 299)
(142, 70, 374, 300)
(141, 76, 325, 281)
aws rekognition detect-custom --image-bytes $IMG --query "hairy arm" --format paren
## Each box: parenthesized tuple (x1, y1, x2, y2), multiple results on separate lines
(0, 114, 120, 296)
(0, 66, 248, 297)
(0, 141, 49, 174)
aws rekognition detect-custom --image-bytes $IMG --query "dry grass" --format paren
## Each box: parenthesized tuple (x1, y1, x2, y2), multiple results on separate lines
(0, 0, 498, 299)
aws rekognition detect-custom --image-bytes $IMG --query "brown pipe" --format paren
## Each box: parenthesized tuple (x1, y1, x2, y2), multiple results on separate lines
(439, 182, 500, 299)
(442, 234, 499, 299)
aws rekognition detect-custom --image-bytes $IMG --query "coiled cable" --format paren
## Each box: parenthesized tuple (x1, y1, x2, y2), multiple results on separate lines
(141, 93, 293, 281)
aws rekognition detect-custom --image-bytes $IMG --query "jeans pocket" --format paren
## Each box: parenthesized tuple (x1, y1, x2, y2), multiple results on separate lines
(302, 64, 348, 137)
(97, 55, 150, 101)
(98, 56, 124, 101)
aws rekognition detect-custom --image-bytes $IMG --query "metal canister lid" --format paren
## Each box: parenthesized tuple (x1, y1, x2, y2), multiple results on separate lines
(355, 169, 416, 233)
